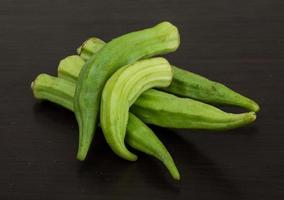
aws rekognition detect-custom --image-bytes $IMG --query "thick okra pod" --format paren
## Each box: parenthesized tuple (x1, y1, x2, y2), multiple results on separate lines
(74, 22, 180, 160)
(78, 37, 259, 112)
(131, 89, 256, 130)
(100, 58, 172, 161)
(58, 54, 256, 130)
(31, 74, 180, 180)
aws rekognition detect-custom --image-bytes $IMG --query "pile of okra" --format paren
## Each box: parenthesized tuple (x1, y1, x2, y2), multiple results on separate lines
(32, 22, 260, 180)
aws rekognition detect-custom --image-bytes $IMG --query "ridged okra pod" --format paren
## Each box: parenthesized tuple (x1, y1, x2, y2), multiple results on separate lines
(31, 74, 180, 180)
(100, 58, 173, 161)
(74, 22, 180, 160)
(131, 89, 256, 130)
(78, 37, 259, 112)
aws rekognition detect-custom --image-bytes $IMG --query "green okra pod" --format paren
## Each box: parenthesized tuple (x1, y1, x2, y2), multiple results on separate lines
(78, 37, 259, 112)
(100, 57, 173, 161)
(164, 66, 260, 112)
(74, 22, 180, 160)
(31, 74, 180, 180)
(131, 89, 256, 130)
(126, 113, 180, 180)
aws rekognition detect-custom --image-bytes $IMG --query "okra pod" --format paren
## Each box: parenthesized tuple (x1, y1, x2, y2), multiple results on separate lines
(131, 89, 256, 130)
(100, 58, 172, 161)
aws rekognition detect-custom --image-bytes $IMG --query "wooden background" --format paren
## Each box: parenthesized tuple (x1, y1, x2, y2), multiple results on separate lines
(0, 0, 283, 199)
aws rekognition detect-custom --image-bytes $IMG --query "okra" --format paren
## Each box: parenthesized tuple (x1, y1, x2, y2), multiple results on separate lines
(100, 58, 173, 161)
(31, 74, 180, 180)
(78, 37, 259, 112)
(58, 54, 256, 130)
(126, 113, 180, 180)
(164, 66, 260, 112)
(74, 22, 180, 160)
(131, 89, 256, 130)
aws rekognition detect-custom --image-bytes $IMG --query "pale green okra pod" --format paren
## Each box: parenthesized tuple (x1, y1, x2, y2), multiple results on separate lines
(100, 57, 173, 161)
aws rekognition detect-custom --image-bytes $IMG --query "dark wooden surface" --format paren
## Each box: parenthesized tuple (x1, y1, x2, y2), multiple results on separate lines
(0, 0, 284, 199)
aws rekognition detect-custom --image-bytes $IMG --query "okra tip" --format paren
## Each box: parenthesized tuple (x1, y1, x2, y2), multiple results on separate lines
(76, 146, 88, 161)
(241, 112, 257, 126)
(165, 160, 180, 181)
(249, 111, 257, 121)
(251, 102, 260, 112)
(173, 172, 181, 181)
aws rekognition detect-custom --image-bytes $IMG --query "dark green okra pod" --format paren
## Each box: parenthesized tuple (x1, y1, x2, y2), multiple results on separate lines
(164, 66, 259, 112)
(78, 37, 259, 112)
(74, 22, 180, 160)
(31, 74, 180, 180)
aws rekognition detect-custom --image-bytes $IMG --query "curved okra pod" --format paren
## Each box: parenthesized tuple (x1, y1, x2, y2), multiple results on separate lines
(74, 21, 180, 160)
(31, 74, 180, 180)
(100, 57, 173, 161)
(77, 37, 259, 112)
(131, 89, 256, 130)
